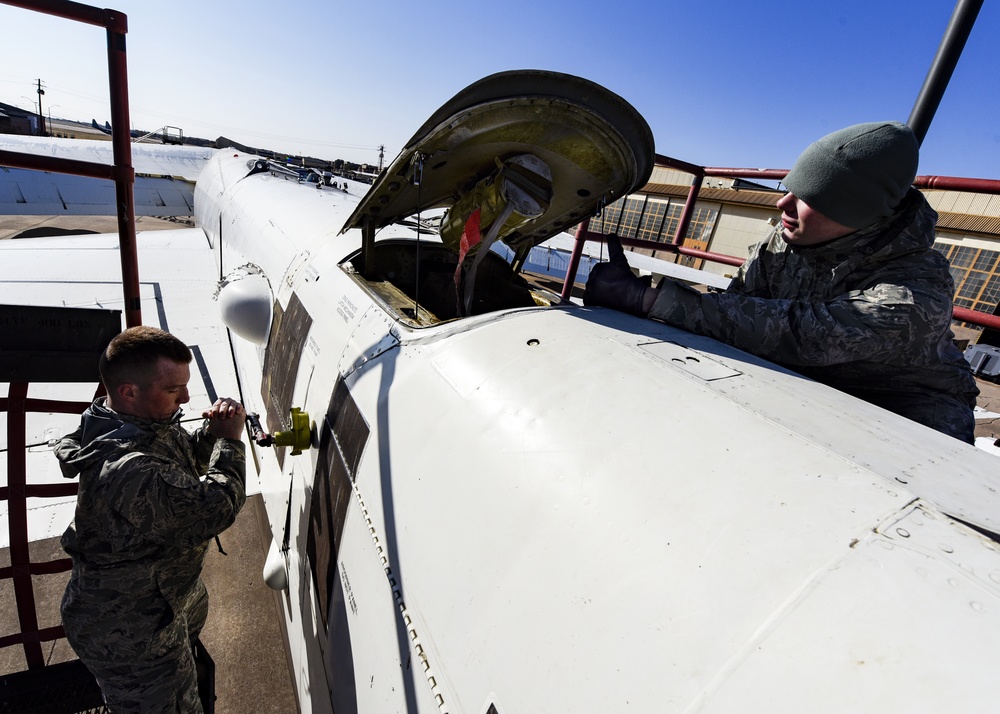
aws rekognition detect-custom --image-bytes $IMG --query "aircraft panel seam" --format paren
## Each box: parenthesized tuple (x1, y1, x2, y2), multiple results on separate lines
(678, 501, 922, 713)
(352, 481, 450, 713)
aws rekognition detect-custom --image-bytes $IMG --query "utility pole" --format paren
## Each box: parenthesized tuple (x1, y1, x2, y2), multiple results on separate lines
(378, 144, 385, 172)
(35, 78, 46, 136)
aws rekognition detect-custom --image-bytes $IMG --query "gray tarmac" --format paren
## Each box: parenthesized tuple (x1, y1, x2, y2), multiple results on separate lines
(0, 214, 190, 240)
(0, 496, 297, 713)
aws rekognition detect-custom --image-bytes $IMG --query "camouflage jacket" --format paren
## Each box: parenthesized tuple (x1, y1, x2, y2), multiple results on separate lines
(57, 398, 246, 631)
(648, 189, 978, 439)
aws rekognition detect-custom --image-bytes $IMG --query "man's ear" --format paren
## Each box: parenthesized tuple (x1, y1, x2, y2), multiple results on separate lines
(115, 382, 138, 405)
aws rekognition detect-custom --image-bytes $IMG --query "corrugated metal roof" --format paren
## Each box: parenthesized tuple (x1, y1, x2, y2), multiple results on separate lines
(641, 182, 782, 207)
(935, 212, 1000, 235)
(924, 190, 1000, 217)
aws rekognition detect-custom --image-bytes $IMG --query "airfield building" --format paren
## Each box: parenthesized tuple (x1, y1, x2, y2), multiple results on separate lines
(606, 166, 1000, 320)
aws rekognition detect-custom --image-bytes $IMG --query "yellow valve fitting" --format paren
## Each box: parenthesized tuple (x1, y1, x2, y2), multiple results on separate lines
(273, 407, 311, 455)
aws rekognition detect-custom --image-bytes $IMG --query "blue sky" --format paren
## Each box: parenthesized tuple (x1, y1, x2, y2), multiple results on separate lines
(1, 0, 997, 179)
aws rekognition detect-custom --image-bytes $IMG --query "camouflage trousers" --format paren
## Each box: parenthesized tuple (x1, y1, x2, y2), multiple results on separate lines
(62, 576, 209, 713)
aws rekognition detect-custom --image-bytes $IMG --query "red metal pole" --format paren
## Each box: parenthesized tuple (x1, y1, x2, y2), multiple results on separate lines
(915, 175, 1000, 194)
(702, 167, 789, 181)
(0, 150, 116, 180)
(954, 306, 1000, 330)
(4, 383, 44, 668)
(699, 167, 1000, 196)
(106, 16, 141, 327)
(561, 218, 590, 301)
(0, 0, 125, 29)
(650, 154, 708, 246)
(653, 153, 704, 176)
(580, 230, 745, 268)
(671, 176, 702, 246)
(1, 0, 140, 327)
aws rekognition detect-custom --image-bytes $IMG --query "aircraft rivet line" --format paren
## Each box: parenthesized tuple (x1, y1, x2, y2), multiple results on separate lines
(351, 482, 449, 712)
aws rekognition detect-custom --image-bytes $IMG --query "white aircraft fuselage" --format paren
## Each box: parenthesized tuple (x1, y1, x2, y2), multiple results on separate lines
(195, 147, 1000, 713)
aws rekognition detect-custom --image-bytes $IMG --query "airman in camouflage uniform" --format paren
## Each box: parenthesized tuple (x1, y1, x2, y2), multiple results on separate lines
(585, 122, 978, 443)
(58, 326, 246, 713)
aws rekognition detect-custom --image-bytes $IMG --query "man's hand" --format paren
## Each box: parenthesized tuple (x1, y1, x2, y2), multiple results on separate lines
(203, 398, 246, 441)
(583, 234, 653, 316)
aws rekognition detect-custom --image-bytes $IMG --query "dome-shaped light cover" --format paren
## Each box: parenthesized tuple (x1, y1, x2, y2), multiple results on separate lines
(217, 264, 273, 344)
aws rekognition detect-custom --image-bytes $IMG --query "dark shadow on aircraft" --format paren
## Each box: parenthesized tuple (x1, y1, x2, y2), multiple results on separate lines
(373, 346, 421, 712)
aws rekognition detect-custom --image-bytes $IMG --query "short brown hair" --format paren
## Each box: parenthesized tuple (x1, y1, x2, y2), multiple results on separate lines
(99, 326, 192, 392)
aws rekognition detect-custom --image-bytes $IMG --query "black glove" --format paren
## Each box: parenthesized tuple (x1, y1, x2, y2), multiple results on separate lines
(583, 234, 651, 316)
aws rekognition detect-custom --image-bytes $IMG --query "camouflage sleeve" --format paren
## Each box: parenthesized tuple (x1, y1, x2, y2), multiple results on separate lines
(724, 240, 768, 296)
(55, 426, 83, 479)
(648, 276, 944, 368)
(110, 438, 247, 549)
(188, 424, 219, 472)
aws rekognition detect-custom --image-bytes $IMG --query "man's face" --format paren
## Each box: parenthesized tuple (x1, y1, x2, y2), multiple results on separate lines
(128, 357, 191, 421)
(776, 193, 855, 246)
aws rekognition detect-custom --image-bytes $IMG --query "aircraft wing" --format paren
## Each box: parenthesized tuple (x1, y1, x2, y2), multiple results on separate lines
(528, 230, 734, 291)
(0, 135, 216, 216)
(0, 227, 252, 547)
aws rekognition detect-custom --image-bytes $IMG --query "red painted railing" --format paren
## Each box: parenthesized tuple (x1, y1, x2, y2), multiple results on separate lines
(0, 0, 141, 328)
(0, 388, 93, 666)
(0, 0, 138, 673)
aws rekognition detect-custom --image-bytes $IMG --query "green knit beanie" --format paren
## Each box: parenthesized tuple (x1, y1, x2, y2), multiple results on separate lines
(783, 121, 919, 229)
